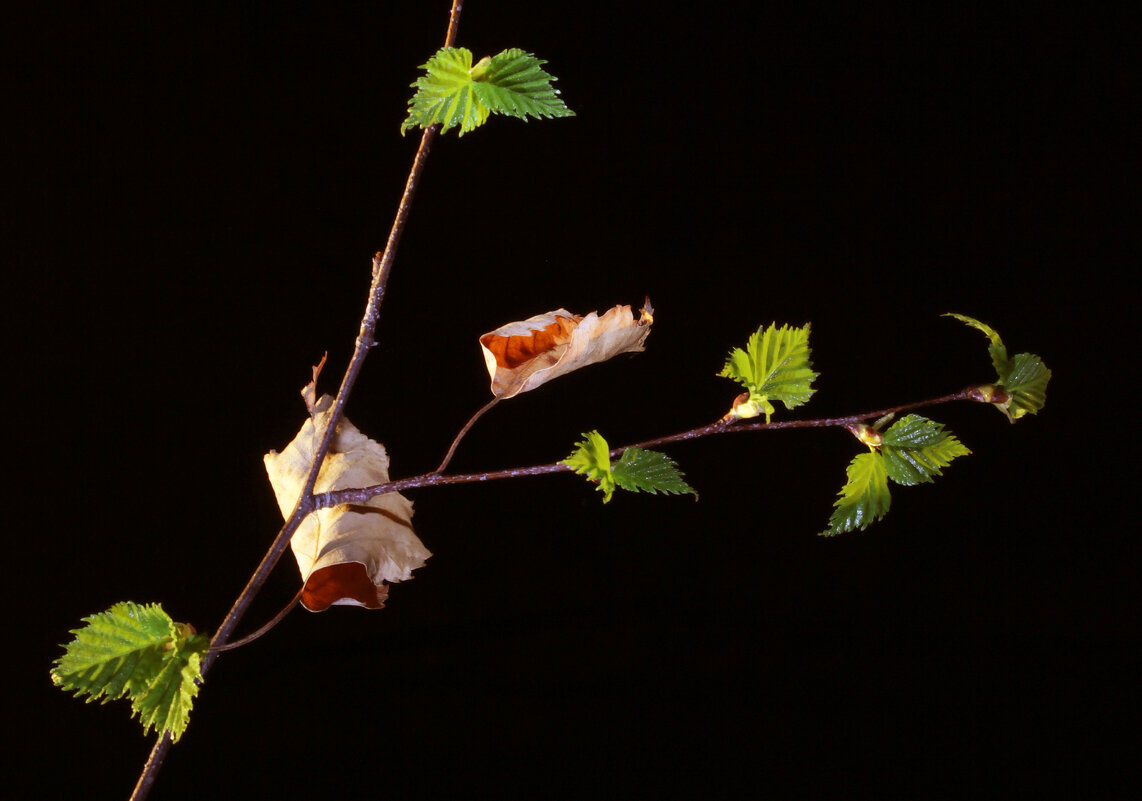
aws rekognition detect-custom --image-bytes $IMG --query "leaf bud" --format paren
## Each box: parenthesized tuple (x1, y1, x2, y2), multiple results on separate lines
(722, 392, 762, 422)
(967, 383, 1010, 404)
(846, 422, 883, 449)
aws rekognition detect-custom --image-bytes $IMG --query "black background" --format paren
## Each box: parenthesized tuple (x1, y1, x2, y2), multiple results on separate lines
(8, 2, 1134, 798)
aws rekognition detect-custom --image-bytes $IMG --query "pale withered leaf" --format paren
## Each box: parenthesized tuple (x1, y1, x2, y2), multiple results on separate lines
(264, 395, 430, 611)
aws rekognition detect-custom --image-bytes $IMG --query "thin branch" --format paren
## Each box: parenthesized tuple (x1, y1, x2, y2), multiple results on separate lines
(627, 389, 974, 451)
(315, 388, 976, 508)
(445, 0, 463, 46)
(208, 585, 306, 653)
(434, 397, 500, 474)
(129, 732, 171, 801)
(128, 3, 466, 799)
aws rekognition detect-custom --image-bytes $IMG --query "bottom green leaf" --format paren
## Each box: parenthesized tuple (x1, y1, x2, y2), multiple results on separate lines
(612, 447, 697, 500)
(51, 601, 209, 742)
(822, 452, 890, 536)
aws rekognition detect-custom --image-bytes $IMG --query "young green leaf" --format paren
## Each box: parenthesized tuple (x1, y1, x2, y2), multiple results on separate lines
(880, 414, 971, 486)
(1001, 352, 1051, 420)
(945, 313, 1051, 421)
(130, 623, 207, 741)
(945, 313, 1012, 376)
(562, 430, 617, 502)
(824, 414, 970, 535)
(612, 447, 698, 499)
(402, 47, 573, 137)
(563, 432, 696, 503)
(719, 322, 818, 422)
(51, 602, 209, 742)
(469, 49, 574, 123)
(822, 452, 890, 536)
(401, 47, 486, 136)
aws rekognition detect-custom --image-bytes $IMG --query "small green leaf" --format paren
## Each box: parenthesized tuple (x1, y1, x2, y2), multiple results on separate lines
(612, 447, 698, 499)
(945, 312, 1011, 376)
(719, 322, 818, 423)
(563, 433, 696, 503)
(131, 639, 205, 741)
(822, 452, 890, 536)
(1002, 352, 1050, 419)
(401, 47, 487, 136)
(402, 47, 573, 137)
(51, 602, 209, 742)
(880, 414, 971, 486)
(470, 49, 574, 123)
(562, 430, 617, 502)
(945, 313, 1051, 422)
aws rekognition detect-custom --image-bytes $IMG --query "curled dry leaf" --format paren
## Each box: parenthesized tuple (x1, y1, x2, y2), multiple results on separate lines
(264, 395, 430, 611)
(479, 300, 653, 398)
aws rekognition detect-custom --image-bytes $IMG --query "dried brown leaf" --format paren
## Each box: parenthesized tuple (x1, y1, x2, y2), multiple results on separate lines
(479, 301, 653, 398)
(263, 395, 430, 611)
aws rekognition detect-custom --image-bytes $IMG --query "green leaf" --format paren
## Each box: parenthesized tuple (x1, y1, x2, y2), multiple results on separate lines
(945, 312, 1011, 375)
(562, 430, 617, 502)
(826, 415, 969, 534)
(402, 47, 573, 137)
(470, 49, 574, 123)
(1003, 352, 1051, 420)
(562, 433, 696, 503)
(719, 322, 818, 422)
(945, 313, 1051, 422)
(880, 414, 971, 486)
(131, 629, 205, 741)
(612, 447, 698, 500)
(51, 602, 209, 742)
(822, 452, 890, 536)
(401, 48, 487, 136)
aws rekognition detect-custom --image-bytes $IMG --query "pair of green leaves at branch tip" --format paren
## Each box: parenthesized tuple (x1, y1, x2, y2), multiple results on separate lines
(944, 313, 1051, 422)
(563, 316, 1049, 539)
(402, 47, 574, 137)
(824, 313, 1051, 536)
